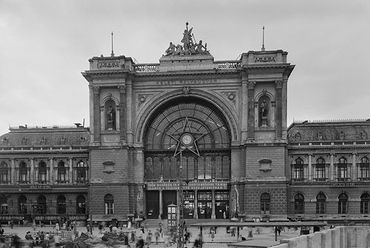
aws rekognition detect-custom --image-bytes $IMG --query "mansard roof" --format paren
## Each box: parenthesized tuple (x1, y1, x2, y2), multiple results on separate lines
(288, 119, 370, 143)
(0, 125, 90, 148)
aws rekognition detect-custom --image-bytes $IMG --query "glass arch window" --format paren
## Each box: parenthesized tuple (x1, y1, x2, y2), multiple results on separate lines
(57, 195, 66, 214)
(293, 158, 304, 181)
(315, 158, 326, 181)
(58, 161, 67, 183)
(337, 157, 348, 181)
(338, 193, 348, 214)
(144, 98, 231, 182)
(104, 194, 114, 215)
(37, 195, 47, 215)
(360, 193, 370, 214)
(38, 161, 47, 184)
(359, 157, 370, 181)
(294, 193, 304, 214)
(19, 162, 28, 183)
(0, 162, 9, 184)
(316, 193, 326, 214)
(76, 195, 86, 214)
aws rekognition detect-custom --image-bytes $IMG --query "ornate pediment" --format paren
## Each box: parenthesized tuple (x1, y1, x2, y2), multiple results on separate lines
(163, 22, 211, 57)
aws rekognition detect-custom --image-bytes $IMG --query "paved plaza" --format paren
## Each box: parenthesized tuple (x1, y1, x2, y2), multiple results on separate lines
(0, 221, 304, 248)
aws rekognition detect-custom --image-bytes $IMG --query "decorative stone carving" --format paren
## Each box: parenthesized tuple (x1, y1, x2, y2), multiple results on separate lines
(275, 80, 283, 89)
(183, 87, 190, 96)
(247, 81, 256, 89)
(164, 22, 211, 56)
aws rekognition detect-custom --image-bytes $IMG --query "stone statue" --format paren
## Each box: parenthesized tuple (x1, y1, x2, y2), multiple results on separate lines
(260, 100, 268, 127)
(107, 106, 116, 130)
(165, 42, 176, 56)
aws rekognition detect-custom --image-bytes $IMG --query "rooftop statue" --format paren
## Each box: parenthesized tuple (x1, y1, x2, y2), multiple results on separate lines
(164, 22, 211, 56)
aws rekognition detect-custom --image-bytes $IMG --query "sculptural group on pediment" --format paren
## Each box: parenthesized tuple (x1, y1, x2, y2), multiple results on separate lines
(164, 22, 210, 56)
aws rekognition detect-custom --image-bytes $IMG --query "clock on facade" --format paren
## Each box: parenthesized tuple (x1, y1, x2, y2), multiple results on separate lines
(181, 133, 193, 146)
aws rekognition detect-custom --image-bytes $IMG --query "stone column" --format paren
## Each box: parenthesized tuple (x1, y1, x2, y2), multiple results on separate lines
(118, 85, 126, 141)
(308, 154, 312, 181)
(275, 81, 283, 139)
(194, 190, 198, 219)
(352, 152, 357, 181)
(49, 158, 53, 184)
(10, 158, 15, 184)
(46, 159, 50, 184)
(211, 190, 216, 219)
(92, 86, 101, 143)
(159, 190, 163, 219)
(330, 152, 335, 181)
(126, 78, 133, 145)
(69, 157, 73, 184)
(247, 81, 256, 140)
(31, 159, 36, 183)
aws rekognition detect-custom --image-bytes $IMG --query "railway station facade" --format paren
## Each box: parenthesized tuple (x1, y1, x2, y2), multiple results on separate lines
(1, 25, 370, 225)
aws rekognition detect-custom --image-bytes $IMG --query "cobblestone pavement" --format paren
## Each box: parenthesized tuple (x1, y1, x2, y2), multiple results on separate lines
(0, 224, 301, 247)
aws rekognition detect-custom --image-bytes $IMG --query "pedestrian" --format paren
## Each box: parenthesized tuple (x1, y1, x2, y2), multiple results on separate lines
(99, 223, 103, 234)
(210, 228, 215, 241)
(146, 230, 152, 247)
(10, 220, 13, 229)
(193, 235, 202, 248)
(154, 229, 160, 245)
(136, 235, 145, 248)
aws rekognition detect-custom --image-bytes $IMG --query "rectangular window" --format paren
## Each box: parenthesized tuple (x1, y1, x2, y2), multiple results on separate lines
(77, 168, 86, 183)
(58, 167, 66, 183)
(105, 202, 114, 215)
(338, 201, 347, 214)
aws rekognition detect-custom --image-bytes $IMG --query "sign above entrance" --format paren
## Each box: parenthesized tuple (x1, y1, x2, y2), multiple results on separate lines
(146, 181, 228, 190)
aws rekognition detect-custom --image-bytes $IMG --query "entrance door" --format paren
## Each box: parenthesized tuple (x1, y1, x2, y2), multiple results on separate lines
(146, 191, 159, 219)
(197, 191, 212, 219)
(162, 191, 177, 219)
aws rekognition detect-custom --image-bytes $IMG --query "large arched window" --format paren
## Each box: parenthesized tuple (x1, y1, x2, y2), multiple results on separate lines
(57, 161, 66, 183)
(294, 193, 304, 214)
(260, 193, 271, 214)
(314, 158, 326, 181)
(19, 161, 28, 183)
(293, 158, 305, 181)
(144, 98, 231, 182)
(338, 193, 348, 214)
(76, 160, 87, 183)
(360, 193, 370, 214)
(316, 193, 326, 214)
(76, 195, 86, 214)
(359, 157, 370, 181)
(38, 161, 47, 184)
(0, 161, 9, 184)
(337, 157, 348, 181)
(57, 195, 66, 214)
(104, 194, 114, 215)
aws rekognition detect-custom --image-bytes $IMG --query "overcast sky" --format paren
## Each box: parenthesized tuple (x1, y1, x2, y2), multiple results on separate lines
(1, 0, 369, 135)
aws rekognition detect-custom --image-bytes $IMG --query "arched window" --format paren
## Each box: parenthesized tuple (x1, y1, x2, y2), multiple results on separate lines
(76, 195, 86, 214)
(18, 195, 27, 215)
(360, 193, 370, 214)
(57, 195, 66, 214)
(359, 157, 370, 181)
(338, 193, 348, 214)
(260, 193, 270, 214)
(0, 162, 9, 184)
(294, 193, 304, 214)
(76, 161, 87, 183)
(58, 161, 66, 183)
(293, 158, 305, 181)
(314, 158, 326, 181)
(19, 162, 28, 183)
(37, 195, 47, 215)
(104, 194, 114, 215)
(316, 193, 326, 214)
(38, 161, 47, 184)
(337, 157, 348, 181)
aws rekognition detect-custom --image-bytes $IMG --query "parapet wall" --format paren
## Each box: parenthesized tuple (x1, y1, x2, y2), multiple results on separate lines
(274, 226, 370, 248)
